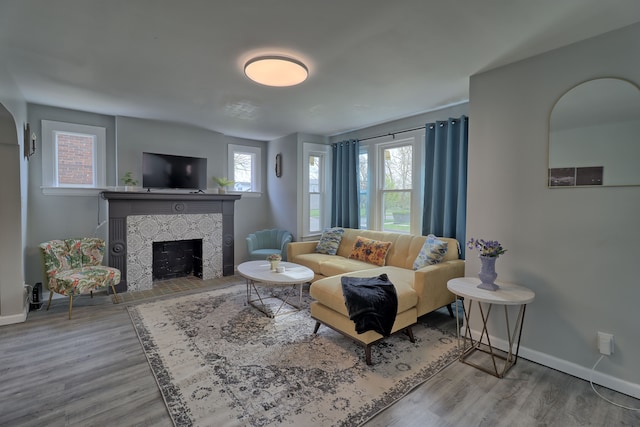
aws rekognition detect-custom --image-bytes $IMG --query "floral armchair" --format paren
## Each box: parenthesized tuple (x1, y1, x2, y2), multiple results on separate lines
(40, 238, 121, 319)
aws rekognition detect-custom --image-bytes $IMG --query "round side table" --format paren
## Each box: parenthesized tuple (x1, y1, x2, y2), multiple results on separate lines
(447, 277, 535, 378)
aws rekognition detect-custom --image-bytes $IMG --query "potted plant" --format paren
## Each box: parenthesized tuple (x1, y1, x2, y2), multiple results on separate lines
(121, 172, 138, 191)
(466, 238, 507, 291)
(266, 253, 282, 271)
(212, 177, 234, 194)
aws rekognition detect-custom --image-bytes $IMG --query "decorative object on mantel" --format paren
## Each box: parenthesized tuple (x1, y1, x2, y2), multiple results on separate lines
(212, 176, 234, 193)
(266, 253, 281, 270)
(120, 171, 138, 190)
(23, 123, 36, 159)
(467, 238, 507, 291)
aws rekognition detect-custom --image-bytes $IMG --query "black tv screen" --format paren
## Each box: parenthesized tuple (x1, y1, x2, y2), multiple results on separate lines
(142, 152, 207, 190)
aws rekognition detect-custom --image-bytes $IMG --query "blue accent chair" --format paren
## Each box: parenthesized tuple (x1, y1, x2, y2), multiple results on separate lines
(246, 229, 293, 261)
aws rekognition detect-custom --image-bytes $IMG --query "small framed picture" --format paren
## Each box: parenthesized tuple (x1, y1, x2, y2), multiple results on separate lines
(576, 166, 603, 186)
(549, 168, 575, 187)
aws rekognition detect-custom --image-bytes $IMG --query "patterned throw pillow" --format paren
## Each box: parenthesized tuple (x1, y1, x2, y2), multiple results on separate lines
(315, 227, 345, 255)
(349, 236, 392, 266)
(413, 234, 448, 270)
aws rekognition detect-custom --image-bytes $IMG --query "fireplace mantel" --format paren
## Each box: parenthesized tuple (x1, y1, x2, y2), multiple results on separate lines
(102, 191, 240, 292)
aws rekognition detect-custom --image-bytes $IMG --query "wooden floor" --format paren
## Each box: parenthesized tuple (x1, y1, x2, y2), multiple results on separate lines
(1, 281, 639, 427)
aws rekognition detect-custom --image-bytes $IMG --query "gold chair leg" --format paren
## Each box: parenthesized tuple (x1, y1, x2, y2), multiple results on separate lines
(46, 291, 54, 311)
(111, 285, 119, 304)
(68, 295, 73, 320)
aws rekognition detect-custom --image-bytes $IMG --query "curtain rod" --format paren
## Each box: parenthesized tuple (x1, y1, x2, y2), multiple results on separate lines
(357, 125, 426, 142)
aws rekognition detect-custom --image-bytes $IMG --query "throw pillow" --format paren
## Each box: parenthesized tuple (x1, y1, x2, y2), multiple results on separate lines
(315, 227, 345, 255)
(349, 236, 392, 266)
(413, 234, 448, 270)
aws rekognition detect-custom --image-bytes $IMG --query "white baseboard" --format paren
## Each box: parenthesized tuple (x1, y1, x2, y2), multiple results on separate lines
(0, 304, 27, 326)
(467, 328, 640, 400)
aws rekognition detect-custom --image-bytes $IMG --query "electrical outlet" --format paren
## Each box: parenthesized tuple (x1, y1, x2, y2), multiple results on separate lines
(597, 332, 614, 356)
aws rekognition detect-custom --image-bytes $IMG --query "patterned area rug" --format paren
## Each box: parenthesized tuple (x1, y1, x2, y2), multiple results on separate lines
(128, 282, 459, 427)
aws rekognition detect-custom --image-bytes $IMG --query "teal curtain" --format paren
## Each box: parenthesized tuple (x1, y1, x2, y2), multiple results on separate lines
(422, 116, 468, 257)
(331, 139, 360, 228)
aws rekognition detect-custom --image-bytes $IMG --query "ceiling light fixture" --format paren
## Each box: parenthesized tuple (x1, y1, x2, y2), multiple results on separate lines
(244, 55, 308, 87)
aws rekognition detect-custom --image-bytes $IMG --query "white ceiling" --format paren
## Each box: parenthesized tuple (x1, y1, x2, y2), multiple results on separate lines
(2, 0, 640, 141)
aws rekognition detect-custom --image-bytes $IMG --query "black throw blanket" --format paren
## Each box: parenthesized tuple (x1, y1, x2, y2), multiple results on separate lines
(341, 274, 398, 337)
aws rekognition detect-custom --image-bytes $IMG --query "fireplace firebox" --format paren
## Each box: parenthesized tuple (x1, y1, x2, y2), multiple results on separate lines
(152, 239, 203, 281)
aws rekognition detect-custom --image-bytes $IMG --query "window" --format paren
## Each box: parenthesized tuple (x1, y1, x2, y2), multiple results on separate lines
(308, 155, 322, 233)
(357, 131, 423, 234)
(303, 143, 331, 237)
(41, 120, 106, 195)
(380, 143, 413, 233)
(228, 144, 261, 193)
(358, 149, 369, 229)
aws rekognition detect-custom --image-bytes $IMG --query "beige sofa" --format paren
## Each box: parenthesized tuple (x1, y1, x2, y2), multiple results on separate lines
(287, 228, 465, 364)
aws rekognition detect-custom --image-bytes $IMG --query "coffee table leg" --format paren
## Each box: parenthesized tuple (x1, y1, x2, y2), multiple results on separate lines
(270, 283, 302, 316)
(247, 282, 303, 318)
(247, 280, 273, 317)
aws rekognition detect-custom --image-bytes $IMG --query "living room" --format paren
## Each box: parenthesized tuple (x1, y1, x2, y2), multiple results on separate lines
(1, 2, 640, 425)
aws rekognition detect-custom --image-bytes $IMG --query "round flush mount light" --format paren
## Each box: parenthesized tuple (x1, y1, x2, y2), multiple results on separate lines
(244, 55, 309, 87)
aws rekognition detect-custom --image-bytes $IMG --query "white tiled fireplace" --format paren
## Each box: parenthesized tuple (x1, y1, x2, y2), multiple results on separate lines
(102, 191, 240, 292)
(126, 214, 222, 291)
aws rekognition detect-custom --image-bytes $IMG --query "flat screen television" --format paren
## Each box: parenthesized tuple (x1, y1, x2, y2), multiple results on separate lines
(142, 152, 207, 190)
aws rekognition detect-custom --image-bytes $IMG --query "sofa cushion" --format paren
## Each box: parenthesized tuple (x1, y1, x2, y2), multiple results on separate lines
(318, 257, 379, 277)
(315, 227, 345, 255)
(348, 236, 392, 266)
(293, 252, 338, 272)
(413, 234, 448, 270)
(310, 266, 418, 317)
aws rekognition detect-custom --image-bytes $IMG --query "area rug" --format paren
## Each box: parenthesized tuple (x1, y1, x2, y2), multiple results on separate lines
(128, 282, 460, 427)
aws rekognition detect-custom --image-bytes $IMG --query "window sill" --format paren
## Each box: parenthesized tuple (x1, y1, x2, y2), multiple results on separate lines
(230, 191, 261, 198)
(42, 187, 263, 197)
(41, 187, 109, 196)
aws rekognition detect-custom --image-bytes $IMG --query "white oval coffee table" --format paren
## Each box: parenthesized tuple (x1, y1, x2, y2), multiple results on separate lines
(237, 261, 314, 318)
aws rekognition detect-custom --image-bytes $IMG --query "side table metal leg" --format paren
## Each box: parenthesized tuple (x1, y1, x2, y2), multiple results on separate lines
(477, 302, 500, 376)
(461, 298, 475, 350)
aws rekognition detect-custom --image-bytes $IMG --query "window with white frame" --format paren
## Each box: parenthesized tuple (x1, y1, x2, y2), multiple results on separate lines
(358, 149, 369, 229)
(358, 131, 423, 234)
(228, 144, 261, 193)
(380, 142, 413, 234)
(303, 143, 331, 237)
(41, 120, 106, 195)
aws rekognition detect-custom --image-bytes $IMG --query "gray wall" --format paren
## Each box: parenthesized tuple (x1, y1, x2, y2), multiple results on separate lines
(25, 105, 117, 286)
(115, 116, 227, 182)
(268, 133, 299, 239)
(0, 62, 27, 323)
(115, 116, 271, 263)
(468, 23, 640, 396)
(329, 103, 468, 143)
(267, 132, 329, 242)
(23, 108, 272, 285)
